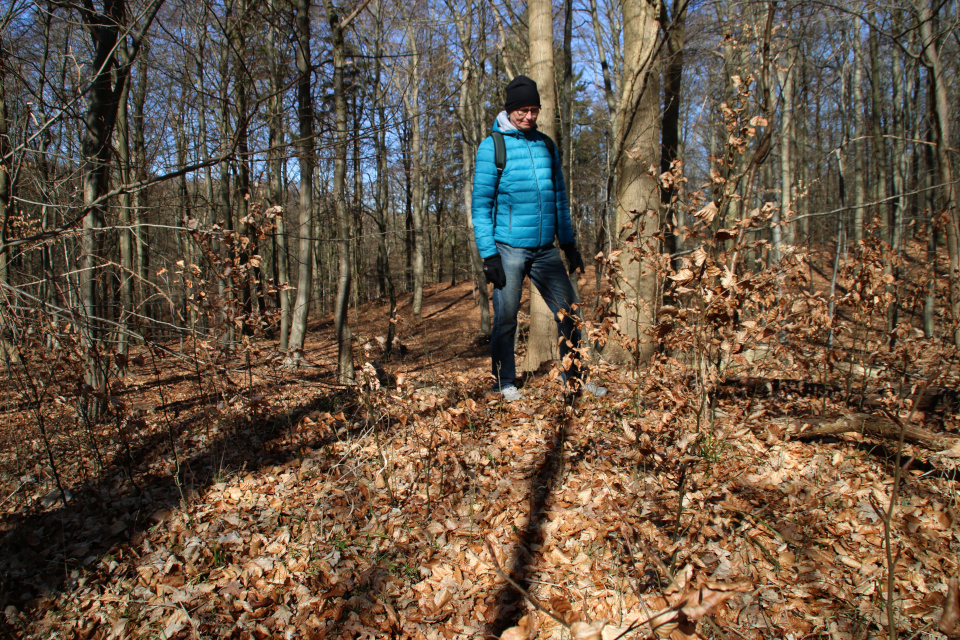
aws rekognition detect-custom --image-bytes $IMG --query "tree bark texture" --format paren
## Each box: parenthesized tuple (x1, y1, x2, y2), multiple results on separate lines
(523, 0, 562, 374)
(605, 0, 661, 366)
(288, 0, 316, 362)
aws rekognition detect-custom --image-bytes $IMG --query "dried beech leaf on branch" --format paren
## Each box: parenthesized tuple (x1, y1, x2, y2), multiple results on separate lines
(714, 228, 737, 242)
(694, 201, 718, 224)
(940, 577, 960, 638)
(669, 269, 695, 286)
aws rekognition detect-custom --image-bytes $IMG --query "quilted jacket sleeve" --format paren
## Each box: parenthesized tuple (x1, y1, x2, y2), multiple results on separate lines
(551, 141, 575, 247)
(471, 136, 499, 259)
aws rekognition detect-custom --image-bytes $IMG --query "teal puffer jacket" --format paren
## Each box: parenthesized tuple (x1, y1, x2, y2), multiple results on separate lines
(471, 115, 575, 259)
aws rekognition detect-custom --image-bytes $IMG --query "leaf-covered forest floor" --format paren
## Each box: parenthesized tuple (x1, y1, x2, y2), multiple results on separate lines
(2, 268, 960, 639)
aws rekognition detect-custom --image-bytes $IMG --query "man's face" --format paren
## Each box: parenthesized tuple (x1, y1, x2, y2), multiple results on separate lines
(508, 106, 540, 132)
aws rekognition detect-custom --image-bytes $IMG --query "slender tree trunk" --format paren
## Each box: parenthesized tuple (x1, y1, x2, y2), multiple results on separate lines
(80, 0, 129, 411)
(776, 57, 794, 255)
(267, 0, 290, 349)
(131, 53, 149, 309)
(402, 26, 425, 320)
(0, 70, 11, 286)
(914, 0, 959, 344)
(851, 23, 866, 244)
(288, 0, 316, 362)
(868, 16, 891, 242)
(323, 0, 358, 382)
(371, 0, 397, 352)
(115, 42, 134, 354)
(449, 0, 492, 336)
(231, 0, 257, 330)
(659, 0, 686, 263)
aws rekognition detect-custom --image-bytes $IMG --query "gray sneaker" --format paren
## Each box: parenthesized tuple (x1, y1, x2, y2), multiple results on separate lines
(500, 385, 523, 402)
(583, 382, 608, 397)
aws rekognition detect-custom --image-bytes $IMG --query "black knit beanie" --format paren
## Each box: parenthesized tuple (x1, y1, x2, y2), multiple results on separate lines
(504, 75, 541, 113)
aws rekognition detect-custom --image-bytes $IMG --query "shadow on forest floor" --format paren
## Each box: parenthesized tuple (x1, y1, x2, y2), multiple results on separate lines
(0, 371, 357, 611)
(486, 396, 581, 637)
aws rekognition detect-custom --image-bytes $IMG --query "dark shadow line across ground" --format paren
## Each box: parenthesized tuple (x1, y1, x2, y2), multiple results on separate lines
(486, 399, 576, 637)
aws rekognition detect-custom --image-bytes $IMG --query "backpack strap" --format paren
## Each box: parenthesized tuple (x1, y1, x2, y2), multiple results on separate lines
(491, 132, 506, 230)
(542, 133, 556, 160)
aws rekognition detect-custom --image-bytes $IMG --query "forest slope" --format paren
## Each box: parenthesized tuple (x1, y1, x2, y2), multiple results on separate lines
(1, 274, 958, 640)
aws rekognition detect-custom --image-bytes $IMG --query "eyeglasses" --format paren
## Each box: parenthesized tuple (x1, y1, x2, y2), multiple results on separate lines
(514, 107, 540, 118)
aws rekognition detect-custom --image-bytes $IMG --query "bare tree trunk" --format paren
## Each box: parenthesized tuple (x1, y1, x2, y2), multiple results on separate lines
(0, 69, 11, 286)
(369, 0, 397, 352)
(868, 16, 890, 243)
(604, 0, 661, 365)
(231, 0, 257, 331)
(449, 0, 492, 336)
(288, 0, 316, 362)
(924, 96, 937, 338)
(216, 9, 235, 344)
(523, 0, 561, 374)
(659, 0, 686, 264)
(851, 23, 866, 245)
(115, 42, 134, 354)
(402, 25, 425, 320)
(323, 0, 367, 382)
(267, 0, 290, 349)
(775, 57, 794, 255)
(80, 0, 129, 412)
(914, 0, 959, 345)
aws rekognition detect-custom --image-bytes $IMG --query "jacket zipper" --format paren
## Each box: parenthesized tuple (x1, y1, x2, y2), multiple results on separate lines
(523, 137, 544, 246)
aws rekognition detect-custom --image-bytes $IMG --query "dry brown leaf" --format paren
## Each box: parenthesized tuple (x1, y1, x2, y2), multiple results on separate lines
(501, 614, 536, 640)
(695, 201, 718, 223)
(669, 269, 696, 285)
(570, 620, 606, 639)
(500, 626, 528, 640)
(163, 608, 190, 638)
(679, 580, 752, 620)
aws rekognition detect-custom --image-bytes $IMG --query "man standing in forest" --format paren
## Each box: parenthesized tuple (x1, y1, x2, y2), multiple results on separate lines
(472, 75, 606, 402)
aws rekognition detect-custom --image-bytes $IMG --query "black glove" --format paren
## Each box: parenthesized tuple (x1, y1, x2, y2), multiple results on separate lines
(483, 254, 506, 289)
(561, 243, 585, 274)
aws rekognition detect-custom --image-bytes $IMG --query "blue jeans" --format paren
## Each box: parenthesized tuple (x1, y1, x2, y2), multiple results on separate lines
(491, 242, 581, 390)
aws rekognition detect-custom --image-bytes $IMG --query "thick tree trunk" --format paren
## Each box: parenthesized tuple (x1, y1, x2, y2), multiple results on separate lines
(604, 0, 661, 365)
(523, 0, 562, 374)
(288, 0, 316, 362)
